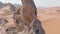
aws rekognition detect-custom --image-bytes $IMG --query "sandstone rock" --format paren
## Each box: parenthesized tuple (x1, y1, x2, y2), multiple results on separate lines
(13, 0, 45, 34)
(0, 3, 16, 17)
(0, 18, 8, 26)
(13, 8, 25, 31)
(0, 2, 4, 9)
(4, 3, 16, 11)
(20, 0, 37, 26)
(0, 24, 18, 34)
(5, 25, 17, 34)
(29, 19, 45, 34)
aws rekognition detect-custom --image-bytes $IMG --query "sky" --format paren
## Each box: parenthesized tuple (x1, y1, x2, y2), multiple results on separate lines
(0, 0, 60, 7)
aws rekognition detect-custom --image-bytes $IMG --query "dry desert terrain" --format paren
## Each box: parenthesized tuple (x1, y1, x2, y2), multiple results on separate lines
(37, 7, 60, 34)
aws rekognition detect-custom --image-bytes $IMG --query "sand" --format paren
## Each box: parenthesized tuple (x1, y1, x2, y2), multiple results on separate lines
(37, 7, 60, 34)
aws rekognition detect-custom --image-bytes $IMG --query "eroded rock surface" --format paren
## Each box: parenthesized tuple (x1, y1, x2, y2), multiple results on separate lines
(20, 0, 37, 26)
(0, 0, 45, 34)
(0, 18, 8, 26)
(13, 0, 45, 34)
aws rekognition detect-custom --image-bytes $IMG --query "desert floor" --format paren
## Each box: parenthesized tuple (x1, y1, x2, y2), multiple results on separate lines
(37, 8, 60, 34)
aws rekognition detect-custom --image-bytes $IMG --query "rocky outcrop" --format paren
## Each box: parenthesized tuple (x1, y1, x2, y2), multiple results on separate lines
(0, 0, 45, 34)
(0, 18, 8, 26)
(0, 3, 17, 34)
(13, 0, 45, 34)
(20, 0, 45, 34)
(0, 3, 16, 17)
(0, 2, 4, 9)
(5, 25, 17, 34)
(4, 3, 16, 11)
(20, 0, 37, 26)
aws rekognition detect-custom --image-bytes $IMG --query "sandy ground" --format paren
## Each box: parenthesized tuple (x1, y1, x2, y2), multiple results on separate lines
(37, 8, 60, 34)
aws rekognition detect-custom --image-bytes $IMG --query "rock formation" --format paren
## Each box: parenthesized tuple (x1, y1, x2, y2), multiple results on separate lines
(0, 2, 4, 9)
(0, 18, 8, 26)
(0, 3, 16, 16)
(0, 3, 17, 34)
(5, 25, 17, 34)
(20, 0, 37, 26)
(13, 0, 45, 34)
